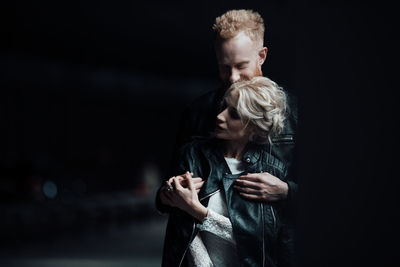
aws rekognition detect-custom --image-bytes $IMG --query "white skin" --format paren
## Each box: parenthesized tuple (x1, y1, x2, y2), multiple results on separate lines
(160, 31, 288, 218)
(159, 173, 204, 210)
(216, 32, 288, 202)
(215, 31, 266, 87)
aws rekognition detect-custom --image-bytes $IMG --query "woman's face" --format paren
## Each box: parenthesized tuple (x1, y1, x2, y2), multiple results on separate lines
(215, 90, 253, 141)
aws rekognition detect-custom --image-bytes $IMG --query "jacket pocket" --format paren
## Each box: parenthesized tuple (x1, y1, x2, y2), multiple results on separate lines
(269, 134, 296, 179)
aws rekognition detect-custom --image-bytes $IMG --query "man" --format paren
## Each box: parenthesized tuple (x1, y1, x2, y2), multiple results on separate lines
(157, 9, 297, 266)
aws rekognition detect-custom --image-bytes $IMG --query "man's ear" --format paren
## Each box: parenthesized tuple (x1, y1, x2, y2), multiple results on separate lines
(258, 47, 268, 65)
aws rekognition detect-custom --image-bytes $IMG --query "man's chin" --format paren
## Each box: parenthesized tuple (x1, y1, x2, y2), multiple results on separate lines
(223, 76, 263, 88)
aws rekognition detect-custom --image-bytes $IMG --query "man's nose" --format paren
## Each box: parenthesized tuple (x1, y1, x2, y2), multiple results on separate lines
(229, 69, 241, 84)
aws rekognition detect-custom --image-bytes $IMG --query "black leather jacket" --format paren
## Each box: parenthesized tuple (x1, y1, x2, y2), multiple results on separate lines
(170, 88, 298, 206)
(157, 88, 297, 267)
(158, 138, 296, 267)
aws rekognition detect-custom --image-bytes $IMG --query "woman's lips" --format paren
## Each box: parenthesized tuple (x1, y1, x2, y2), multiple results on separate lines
(216, 125, 225, 131)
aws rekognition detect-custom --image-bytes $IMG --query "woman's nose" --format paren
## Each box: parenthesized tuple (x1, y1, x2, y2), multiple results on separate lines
(217, 108, 228, 122)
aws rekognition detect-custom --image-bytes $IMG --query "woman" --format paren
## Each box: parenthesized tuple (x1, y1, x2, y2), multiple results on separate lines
(158, 76, 292, 267)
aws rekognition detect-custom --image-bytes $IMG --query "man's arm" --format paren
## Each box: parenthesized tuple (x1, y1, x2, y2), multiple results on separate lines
(232, 171, 297, 212)
(157, 90, 220, 214)
(156, 138, 207, 214)
(233, 172, 289, 201)
(233, 91, 298, 205)
(156, 101, 196, 214)
(233, 144, 298, 205)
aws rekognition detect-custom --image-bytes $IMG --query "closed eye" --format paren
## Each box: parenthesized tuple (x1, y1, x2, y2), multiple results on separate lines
(219, 100, 227, 113)
(228, 107, 240, 120)
(236, 61, 250, 70)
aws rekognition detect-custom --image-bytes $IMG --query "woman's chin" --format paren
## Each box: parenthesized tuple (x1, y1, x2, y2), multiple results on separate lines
(215, 133, 230, 141)
(215, 132, 225, 140)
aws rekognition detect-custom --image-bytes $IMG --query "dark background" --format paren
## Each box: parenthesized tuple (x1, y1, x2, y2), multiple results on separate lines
(1, 0, 399, 266)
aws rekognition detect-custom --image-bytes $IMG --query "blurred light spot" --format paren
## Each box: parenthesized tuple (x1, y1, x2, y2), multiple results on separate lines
(133, 162, 161, 198)
(42, 180, 58, 199)
(144, 162, 160, 186)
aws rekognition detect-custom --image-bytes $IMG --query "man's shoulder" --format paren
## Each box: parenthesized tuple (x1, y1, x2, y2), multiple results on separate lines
(181, 136, 216, 150)
(278, 89, 298, 136)
(285, 90, 298, 121)
(193, 89, 220, 102)
(178, 136, 218, 156)
(185, 89, 221, 111)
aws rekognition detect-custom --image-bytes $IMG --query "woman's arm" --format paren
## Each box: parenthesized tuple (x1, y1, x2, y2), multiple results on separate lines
(155, 141, 205, 214)
(157, 173, 204, 212)
(188, 233, 214, 267)
(198, 209, 236, 245)
(168, 172, 208, 221)
(168, 173, 236, 244)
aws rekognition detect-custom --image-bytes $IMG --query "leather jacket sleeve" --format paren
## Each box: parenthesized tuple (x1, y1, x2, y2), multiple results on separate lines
(287, 180, 298, 205)
(157, 90, 221, 214)
(155, 142, 192, 214)
(286, 93, 298, 210)
(277, 91, 298, 215)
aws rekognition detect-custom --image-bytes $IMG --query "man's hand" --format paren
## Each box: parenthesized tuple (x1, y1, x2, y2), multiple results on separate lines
(159, 172, 204, 207)
(233, 172, 288, 201)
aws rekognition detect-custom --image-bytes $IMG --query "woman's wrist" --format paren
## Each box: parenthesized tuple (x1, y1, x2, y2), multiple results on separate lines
(189, 202, 208, 221)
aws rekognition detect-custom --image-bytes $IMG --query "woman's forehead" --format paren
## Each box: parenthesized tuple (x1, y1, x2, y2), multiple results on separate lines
(225, 89, 240, 104)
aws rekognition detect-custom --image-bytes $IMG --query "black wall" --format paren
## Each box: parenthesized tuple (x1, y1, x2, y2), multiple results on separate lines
(1, 0, 295, 199)
(1, 1, 399, 266)
(294, 2, 399, 266)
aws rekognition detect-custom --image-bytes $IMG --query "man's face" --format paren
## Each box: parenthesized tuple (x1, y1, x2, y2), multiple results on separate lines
(215, 31, 267, 89)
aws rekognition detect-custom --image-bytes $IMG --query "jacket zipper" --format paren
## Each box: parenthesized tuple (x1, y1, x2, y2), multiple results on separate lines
(200, 189, 221, 201)
(178, 221, 196, 267)
(178, 189, 221, 267)
(270, 206, 277, 230)
(273, 136, 294, 142)
(261, 203, 265, 267)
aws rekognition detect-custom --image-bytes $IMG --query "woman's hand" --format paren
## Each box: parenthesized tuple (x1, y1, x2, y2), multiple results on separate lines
(159, 172, 204, 207)
(166, 172, 208, 221)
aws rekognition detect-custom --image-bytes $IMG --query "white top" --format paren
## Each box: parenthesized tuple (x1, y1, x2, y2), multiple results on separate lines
(187, 157, 244, 267)
(224, 157, 245, 175)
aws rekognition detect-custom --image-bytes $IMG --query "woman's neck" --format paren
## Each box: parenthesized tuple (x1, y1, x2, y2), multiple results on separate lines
(223, 139, 249, 160)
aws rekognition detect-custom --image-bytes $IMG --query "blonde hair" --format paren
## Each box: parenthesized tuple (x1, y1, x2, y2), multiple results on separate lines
(224, 77, 287, 144)
(213, 9, 265, 45)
